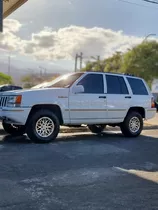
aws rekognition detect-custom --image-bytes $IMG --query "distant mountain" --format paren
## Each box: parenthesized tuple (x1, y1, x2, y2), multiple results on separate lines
(0, 62, 70, 85)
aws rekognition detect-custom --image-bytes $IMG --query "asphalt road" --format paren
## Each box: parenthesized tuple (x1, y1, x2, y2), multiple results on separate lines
(0, 127, 158, 210)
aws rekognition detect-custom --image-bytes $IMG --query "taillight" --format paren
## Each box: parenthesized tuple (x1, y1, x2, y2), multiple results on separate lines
(151, 97, 155, 108)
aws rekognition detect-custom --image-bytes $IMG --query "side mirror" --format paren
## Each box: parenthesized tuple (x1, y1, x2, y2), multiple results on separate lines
(73, 85, 84, 94)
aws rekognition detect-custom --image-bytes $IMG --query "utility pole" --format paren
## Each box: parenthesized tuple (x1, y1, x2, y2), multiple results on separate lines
(80, 52, 83, 70)
(39, 66, 47, 77)
(74, 52, 83, 72)
(40, 70, 42, 77)
(27, 68, 35, 85)
(97, 55, 100, 62)
(75, 52, 83, 72)
(8, 55, 10, 76)
(74, 54, 78, 72)
(39, 66, 45, 79)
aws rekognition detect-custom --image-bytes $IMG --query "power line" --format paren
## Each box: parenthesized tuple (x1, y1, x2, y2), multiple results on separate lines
(142, 0, 158, 4)
(117, 0, 158, 9)
(118, 0, 149, 7)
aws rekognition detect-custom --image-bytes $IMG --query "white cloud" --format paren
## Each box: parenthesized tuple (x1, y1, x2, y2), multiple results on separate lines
(0, 19, 144, 61)
(21, 25, 143, 60)
(0, 19, 22, 51)
(4, 19, 22, 32)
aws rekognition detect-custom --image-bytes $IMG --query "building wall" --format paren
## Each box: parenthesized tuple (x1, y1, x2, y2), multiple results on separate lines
(0, 0, 2, 31)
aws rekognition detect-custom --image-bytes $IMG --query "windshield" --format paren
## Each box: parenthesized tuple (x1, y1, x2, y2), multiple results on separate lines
(41, 73, 83, 88)
(31, 82, 50, 89)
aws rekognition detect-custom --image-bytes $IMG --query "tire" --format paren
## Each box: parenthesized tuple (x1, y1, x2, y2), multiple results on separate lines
(2, 122, 26, 136)
(88, 124, 106, 134)
(26, 109, 60, 143)
(120, 111, 143, 137)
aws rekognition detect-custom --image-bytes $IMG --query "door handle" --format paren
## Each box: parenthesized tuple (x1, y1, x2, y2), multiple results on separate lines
(99, 96, 106, 99)
(125, 96, 131, 99)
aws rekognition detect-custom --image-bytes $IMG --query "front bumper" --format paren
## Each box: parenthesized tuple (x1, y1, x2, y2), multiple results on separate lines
(0, 115, 19, 124)
(0, 107, 31, 125)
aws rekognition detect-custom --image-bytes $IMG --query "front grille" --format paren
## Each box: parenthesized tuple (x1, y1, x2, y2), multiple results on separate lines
(0, 96, 8, 108)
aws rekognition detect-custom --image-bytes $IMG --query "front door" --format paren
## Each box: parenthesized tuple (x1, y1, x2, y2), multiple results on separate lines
(69, 73, 107, 124)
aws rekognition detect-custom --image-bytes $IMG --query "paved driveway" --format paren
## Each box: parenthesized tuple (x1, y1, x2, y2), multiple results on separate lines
(146, 113, 157, 126)
(0, 128, 158, 210)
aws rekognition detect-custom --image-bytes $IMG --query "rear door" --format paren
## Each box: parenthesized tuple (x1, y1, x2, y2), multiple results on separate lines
(105, 74, 131, 120)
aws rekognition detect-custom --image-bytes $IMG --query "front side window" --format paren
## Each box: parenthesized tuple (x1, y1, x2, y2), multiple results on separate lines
(106, 75, 129, 94)
(127, 77, 148, 95)
(77, 74, 104, 94)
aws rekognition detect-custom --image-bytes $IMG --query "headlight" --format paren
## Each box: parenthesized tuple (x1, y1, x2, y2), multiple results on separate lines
(7, 95, 22, 107)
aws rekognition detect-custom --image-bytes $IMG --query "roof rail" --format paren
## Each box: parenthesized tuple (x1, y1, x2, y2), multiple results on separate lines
(123, 73, 135, 77)
(83, 71, 136, 77)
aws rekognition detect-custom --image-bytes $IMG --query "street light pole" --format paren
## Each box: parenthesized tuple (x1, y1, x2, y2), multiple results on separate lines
(91, 56, 100, 62)
(143, 33, 156, 42)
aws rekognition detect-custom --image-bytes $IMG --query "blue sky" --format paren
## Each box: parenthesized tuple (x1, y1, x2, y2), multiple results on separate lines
(11, 0, 158, 36)
(2, 0, 158, 73)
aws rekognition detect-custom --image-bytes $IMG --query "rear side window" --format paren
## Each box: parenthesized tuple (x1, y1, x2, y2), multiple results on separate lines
(127, 77, 148, 95)
(106, 75, 129, 94)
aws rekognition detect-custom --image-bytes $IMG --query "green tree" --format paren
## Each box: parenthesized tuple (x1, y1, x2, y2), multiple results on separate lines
(104, 52, 123, 72)
(0, 72, 12, 85)
(82, 52, 123, 73)
(121, 41, 158, 85)
(21, 75, 37, 88)
(21, 73, 60, 88)
(82, 41, 158, 86)
(82, 60, 106, 72)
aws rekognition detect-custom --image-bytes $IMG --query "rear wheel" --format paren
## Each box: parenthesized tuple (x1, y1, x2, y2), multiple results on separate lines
(88, 124, 106, 134)
(120, 111, 143, 137)
(26, 109, 60, 143)
(2, 122, 26, 135)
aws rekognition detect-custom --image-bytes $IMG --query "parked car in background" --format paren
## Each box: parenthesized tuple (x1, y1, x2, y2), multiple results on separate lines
(0, 84, 22, 92)
(155, 101, 158, 112)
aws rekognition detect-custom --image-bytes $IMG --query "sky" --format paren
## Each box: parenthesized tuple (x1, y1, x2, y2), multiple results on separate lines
(1, 0, 158, 74)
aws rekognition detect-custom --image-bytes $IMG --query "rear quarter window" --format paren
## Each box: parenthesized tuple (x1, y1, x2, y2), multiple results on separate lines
(127, 77, 148, 95)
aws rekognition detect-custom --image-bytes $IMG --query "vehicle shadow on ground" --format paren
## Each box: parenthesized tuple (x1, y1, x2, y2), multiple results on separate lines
(0, 129, 157, 145)
(0, 134, 31, 144)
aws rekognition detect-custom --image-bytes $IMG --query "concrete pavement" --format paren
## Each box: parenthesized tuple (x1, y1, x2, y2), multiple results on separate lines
(145, 113, 157, 126)
(0, 129, 158, 209)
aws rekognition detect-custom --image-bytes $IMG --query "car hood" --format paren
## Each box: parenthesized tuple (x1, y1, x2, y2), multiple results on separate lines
(0, 87, 69, 96)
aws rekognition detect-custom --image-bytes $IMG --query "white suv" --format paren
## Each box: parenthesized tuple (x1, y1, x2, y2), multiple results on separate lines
(0, 72, 156, 143)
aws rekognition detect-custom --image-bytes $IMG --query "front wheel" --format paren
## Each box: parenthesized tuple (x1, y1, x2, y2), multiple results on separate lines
(88, 125, 106, 134)
(2, 122, 26, 135)
(26, 110, 60, 143)
(120, 112, 143, 137)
